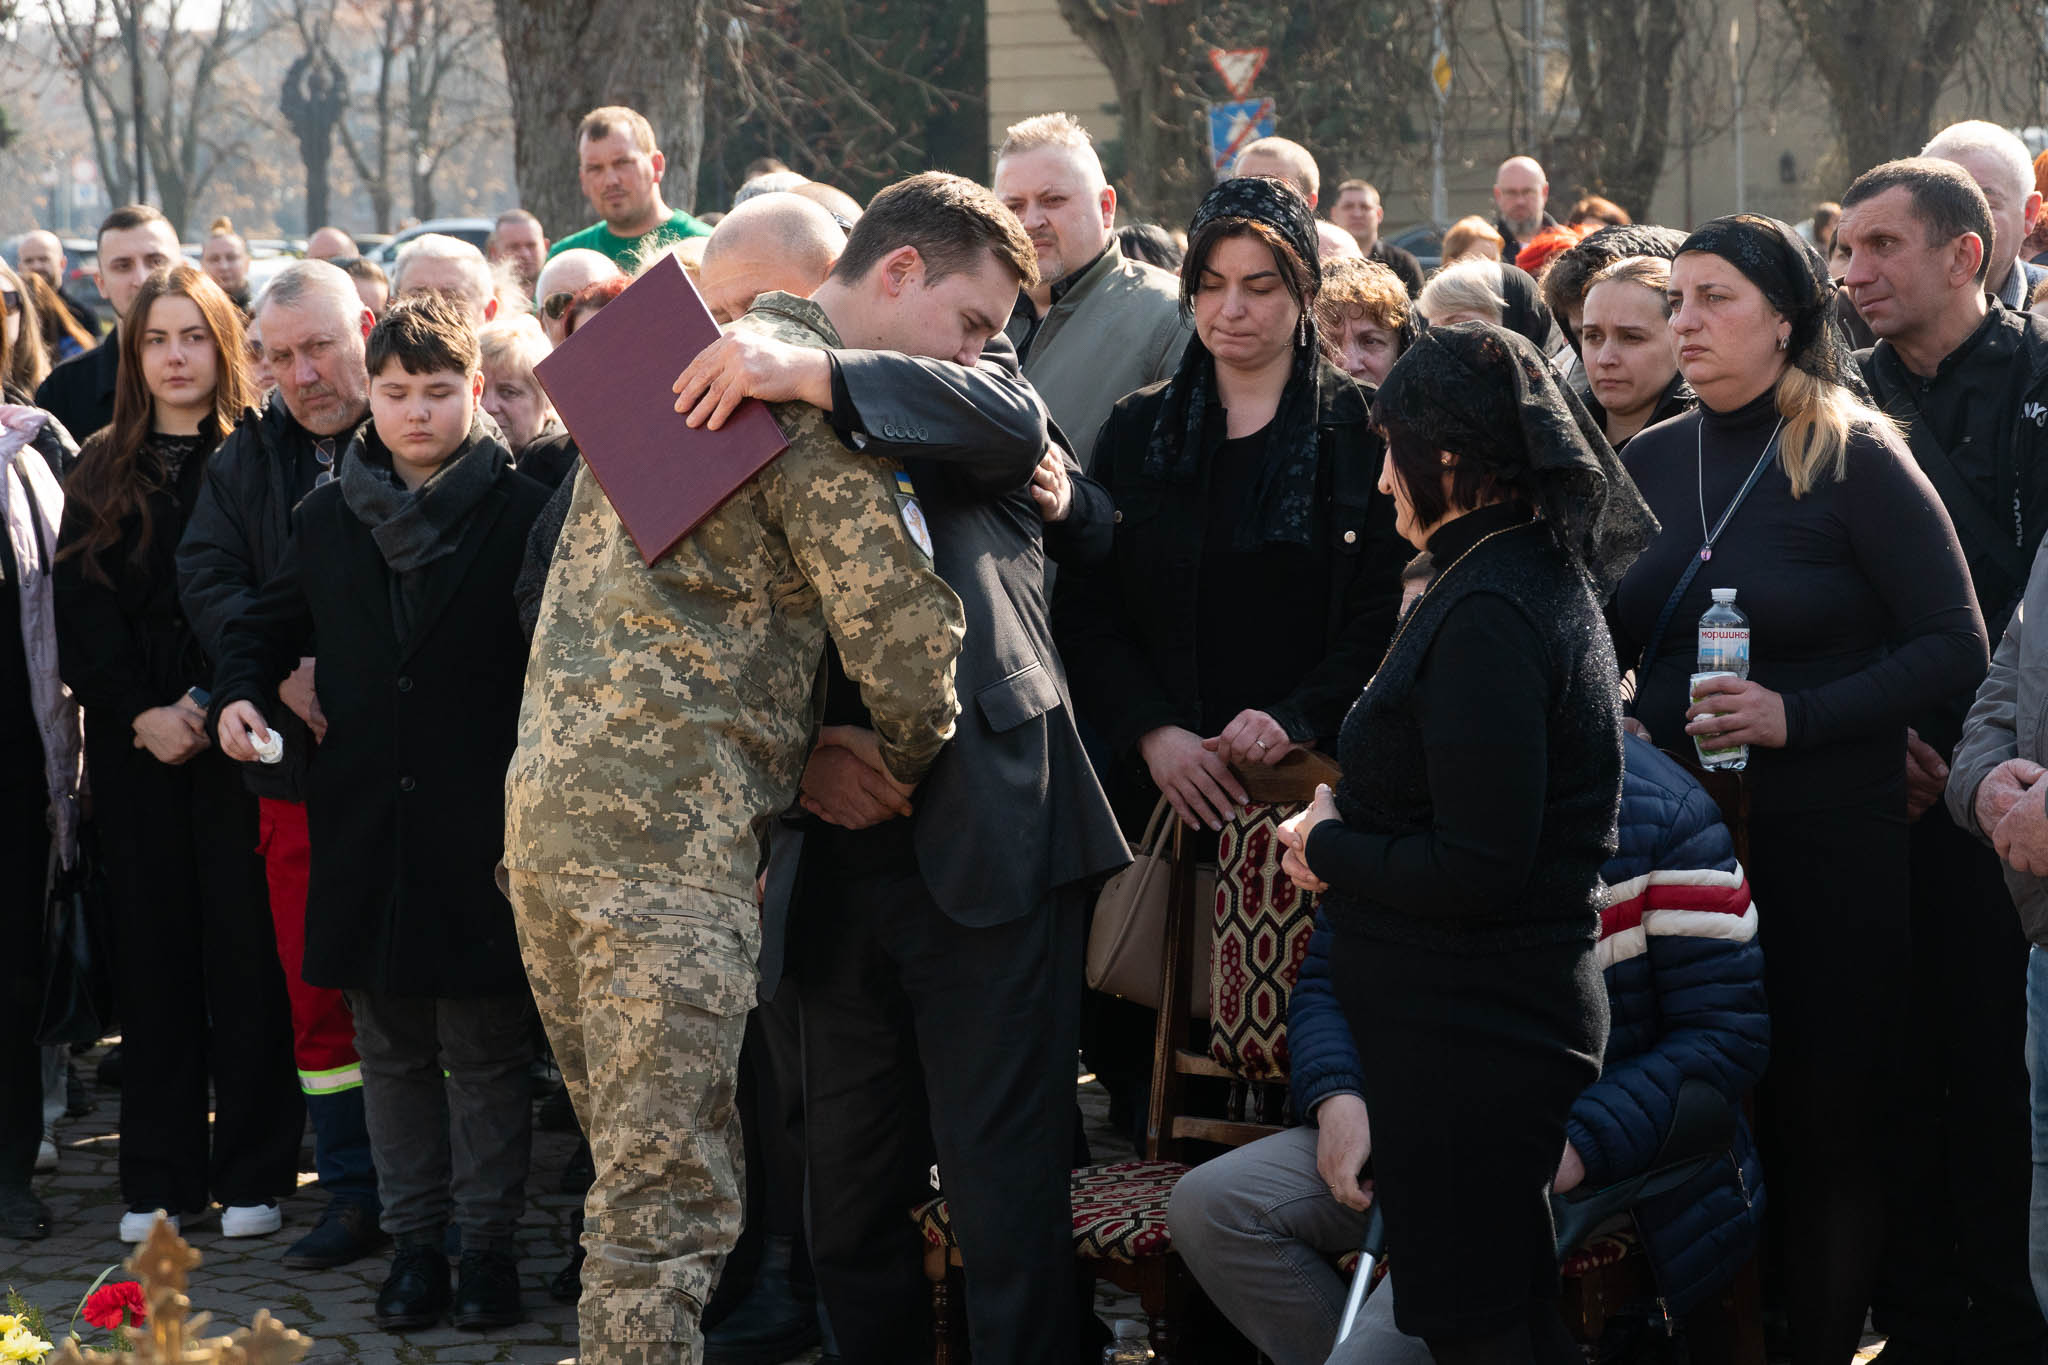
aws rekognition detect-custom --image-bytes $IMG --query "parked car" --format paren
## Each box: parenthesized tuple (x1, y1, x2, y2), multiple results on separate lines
(1388, 223, 1444, 275)
(366, 218, 493, 266)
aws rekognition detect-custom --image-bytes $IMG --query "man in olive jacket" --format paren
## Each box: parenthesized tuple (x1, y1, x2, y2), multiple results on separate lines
(1949, 534, 2048, 1326)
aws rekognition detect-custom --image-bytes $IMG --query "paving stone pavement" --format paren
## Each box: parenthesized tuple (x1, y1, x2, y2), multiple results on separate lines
(0, 1049, 1144, 1365)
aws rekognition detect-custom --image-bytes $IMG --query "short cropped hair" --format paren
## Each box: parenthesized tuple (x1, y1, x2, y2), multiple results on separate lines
(1233, 137, 1320, 201)
(578, 105, 657, 155)
(366, 292, 479, 378)
(391, 233, 496, 309)
(996, 112, 1095, 162)
(830, 172, 1039, 291)
(254, 258, 363, 321)
(1334, 179, 1380, 204)
(1841, 157, 1996, 285)
(99, 203, 170, 246)
(1418, 258, 1507, 324)
(335, 255, 388, 287)
(1922, 120, 2035, 204)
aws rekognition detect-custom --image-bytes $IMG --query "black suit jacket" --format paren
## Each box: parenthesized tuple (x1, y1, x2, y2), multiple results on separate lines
(212, 440, 548, 998)
(33, 338, 119, 447)
(756, 339, 1129, 998)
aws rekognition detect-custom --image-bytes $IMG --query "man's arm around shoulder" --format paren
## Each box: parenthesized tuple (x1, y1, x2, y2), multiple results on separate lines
(768, 419, 965, 785)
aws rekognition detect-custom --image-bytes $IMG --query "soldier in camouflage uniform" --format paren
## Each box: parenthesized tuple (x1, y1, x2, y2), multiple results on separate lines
(504, 172, 1038, 1365)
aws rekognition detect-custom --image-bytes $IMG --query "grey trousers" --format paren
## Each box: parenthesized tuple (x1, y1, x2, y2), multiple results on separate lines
(346, 990, 535, 1250)
(1165, 1125, 1433, 1365)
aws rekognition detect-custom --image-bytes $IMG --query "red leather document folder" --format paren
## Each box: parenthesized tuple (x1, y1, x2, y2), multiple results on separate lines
(533, 253, 789, 564)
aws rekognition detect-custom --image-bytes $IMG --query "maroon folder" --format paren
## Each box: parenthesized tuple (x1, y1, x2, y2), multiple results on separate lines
(533, 253, 789, 564)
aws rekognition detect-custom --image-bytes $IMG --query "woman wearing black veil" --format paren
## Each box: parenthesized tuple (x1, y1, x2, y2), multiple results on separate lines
(1278, 321, 1654, 1363)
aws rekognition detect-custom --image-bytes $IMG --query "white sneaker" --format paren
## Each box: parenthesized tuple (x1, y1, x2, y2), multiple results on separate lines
(119, 1209, 178, 1243)
(220, 1203, 282, 1237)
(34, 1130, 55, 1174)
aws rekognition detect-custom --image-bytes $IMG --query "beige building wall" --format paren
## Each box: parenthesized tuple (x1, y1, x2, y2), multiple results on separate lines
(986, 0, 1120, 163)
(987, 0, 2040, 237)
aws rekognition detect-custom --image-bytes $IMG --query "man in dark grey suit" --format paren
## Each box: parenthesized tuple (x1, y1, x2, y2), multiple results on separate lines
(676, 322, 1130, 1365)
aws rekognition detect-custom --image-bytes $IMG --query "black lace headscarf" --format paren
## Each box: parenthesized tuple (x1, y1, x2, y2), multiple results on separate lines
(1143, 175, 1327, 551)
(1675, 213, 1863, 392)
(1374, 321, 1658, 594)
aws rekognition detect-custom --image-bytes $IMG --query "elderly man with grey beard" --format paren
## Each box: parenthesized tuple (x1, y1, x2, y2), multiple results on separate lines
(175, 259, 386, 1272)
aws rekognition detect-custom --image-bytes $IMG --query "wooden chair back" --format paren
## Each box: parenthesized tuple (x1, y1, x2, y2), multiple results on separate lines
(1145, 749, 1342, 1161)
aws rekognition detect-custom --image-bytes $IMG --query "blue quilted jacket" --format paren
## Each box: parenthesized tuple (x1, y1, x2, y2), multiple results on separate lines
(1289, 735, 1769, 1318)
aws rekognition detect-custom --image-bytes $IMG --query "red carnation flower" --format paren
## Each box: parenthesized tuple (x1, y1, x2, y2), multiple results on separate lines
(83, 1281, 146, 1330)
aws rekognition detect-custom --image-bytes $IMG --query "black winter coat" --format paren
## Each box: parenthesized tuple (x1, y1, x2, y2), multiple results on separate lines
(211, 446, 548, 997)
(1053, 361, 1406, 810)
(55, 430, 216, 744)
(176, 397, 338, 802)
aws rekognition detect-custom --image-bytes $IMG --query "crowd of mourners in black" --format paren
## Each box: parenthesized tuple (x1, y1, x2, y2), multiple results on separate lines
(11, 94, 2048, 1365)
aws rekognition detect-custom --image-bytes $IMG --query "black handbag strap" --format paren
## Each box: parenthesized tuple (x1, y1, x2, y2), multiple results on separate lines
(1628, 434, 1778, 716)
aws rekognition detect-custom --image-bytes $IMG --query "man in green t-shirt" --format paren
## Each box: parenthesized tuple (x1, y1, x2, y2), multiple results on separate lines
(548, 105, 711, 271)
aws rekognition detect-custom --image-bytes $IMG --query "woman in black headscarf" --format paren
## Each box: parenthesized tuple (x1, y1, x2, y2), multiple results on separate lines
(1055, 175, 1409, 1139)
(1275, 321, 1653, 1363)
(1608, 215, 1985, 1364)
(1056, 176, 1408, 833)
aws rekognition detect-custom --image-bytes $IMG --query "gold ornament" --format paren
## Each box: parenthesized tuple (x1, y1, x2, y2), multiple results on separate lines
(47, 1217, 311, 1365)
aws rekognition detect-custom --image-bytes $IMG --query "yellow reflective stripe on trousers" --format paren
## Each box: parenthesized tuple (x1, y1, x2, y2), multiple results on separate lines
(299, 1064, 363, 1095)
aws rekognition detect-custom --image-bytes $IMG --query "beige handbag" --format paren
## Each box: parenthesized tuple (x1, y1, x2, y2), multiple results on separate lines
(1086, 797, 1213, 1018)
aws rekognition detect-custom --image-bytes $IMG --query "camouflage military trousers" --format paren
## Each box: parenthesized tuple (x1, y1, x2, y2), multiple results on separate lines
(508, 869, 760, 1365)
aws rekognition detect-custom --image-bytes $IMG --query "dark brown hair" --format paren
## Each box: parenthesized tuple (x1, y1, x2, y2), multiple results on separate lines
(563, 276, 629, 337)
(1567, 195, 1631, 228)
(1179, 216, 1317, 316)
(1382, 420, 1533, 529)
(1840, 157, 1995, 285)
(830, 172, 1039, 291)
(97, 203, 171, 246)
(366, 292, 479, 378)
(61, 263, 251, 585)
(21, 270, 96, 366)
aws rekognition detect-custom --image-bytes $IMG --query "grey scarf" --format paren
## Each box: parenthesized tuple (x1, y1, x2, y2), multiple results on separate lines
(337, 413, 507, 635)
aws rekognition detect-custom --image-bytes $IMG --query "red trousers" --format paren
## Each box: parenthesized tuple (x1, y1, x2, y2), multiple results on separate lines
(258, 799, 361, 1092)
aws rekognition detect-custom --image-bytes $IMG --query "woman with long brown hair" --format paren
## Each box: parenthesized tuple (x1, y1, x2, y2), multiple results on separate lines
(54, 262, 300, 1244)
(19, 272, 96, 369)
(0, 261, 50, 405)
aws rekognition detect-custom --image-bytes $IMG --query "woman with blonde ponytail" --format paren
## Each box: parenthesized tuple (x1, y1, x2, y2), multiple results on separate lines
(1609, 213, 1987, 1365)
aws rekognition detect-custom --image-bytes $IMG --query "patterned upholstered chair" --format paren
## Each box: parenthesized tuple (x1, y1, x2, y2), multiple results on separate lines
(913, 753, 1335, 1362)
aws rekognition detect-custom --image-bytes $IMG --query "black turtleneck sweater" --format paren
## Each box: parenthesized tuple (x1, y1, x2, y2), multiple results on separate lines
(1609, 388, 1986, 815)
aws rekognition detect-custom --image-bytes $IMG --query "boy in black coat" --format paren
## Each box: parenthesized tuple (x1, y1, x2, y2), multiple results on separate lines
(213, 296, 549, 1332)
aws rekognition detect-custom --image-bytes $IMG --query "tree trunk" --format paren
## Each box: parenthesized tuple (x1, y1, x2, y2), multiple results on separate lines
(1053, 0, 1209, 226)
(492, 0, 709, 237)
(1544, 0, 1684, 218)
(1777, 0, 1993, 173)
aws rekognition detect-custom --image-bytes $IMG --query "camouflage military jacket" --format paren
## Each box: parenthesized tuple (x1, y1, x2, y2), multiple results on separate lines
(504, 292, 965, 896)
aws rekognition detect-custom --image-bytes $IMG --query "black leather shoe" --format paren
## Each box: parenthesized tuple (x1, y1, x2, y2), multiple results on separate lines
(548, 1210, 585, 1305)
(704, 1232, 819, 1364)
(64, 1061, 95, 1117)
(373, 1243, 451, 1330)
(94, 1044, 122, 1091)
(284, 1202, 388, 1270)
(453, 1248, 523, 1329)
(0, 1187, 50, 1241)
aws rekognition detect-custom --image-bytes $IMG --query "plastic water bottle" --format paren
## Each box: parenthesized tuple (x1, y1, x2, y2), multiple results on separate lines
(1102, 1319, 1153, 1363)
(1693, 588, 1751, 771)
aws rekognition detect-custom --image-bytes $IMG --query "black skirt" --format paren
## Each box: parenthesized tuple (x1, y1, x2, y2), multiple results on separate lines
(1330, 930, 1607, 1340)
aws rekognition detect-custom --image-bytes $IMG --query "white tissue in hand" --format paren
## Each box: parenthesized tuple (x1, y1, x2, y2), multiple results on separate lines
(252, 727, 284, 764)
